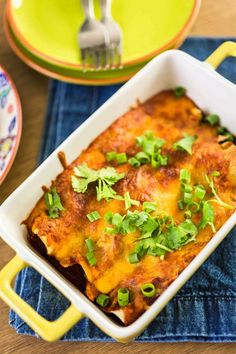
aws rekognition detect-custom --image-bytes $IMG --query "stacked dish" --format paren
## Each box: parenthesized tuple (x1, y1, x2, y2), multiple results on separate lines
(4, 0, 201, 85)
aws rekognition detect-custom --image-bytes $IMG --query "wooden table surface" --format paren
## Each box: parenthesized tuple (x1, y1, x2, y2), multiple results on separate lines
(0, 0, 236, 353)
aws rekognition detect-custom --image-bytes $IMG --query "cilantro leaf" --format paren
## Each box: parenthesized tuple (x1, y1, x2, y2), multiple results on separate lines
(173, 134, 197, 155)
(96, 179, 123, 201)
(140, 217, 159, 234)
(166, 219, 198, 250)
(199, 201, 215, 232)
(98, 166, 124, 185)
(72, 163, 125, 201)
(205, 174, 233, 210)
(72, 163, 98, 193)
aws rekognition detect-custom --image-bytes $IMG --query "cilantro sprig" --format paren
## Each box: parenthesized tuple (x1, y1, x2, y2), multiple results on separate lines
(206, 173, 233, 210)
(71, 163, 125, 201)
(199, 201, 215, 232)
(44, 188, 64, 218)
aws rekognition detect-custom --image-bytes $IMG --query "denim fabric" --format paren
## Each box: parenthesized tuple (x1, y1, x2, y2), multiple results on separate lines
(9, 37, 236, 342)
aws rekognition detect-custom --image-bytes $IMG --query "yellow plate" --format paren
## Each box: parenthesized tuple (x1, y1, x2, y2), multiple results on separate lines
(7, 0, 201, 70)
(4, 16, 137, 85)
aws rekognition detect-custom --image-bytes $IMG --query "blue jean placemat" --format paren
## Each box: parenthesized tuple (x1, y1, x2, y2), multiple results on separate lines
(9, 37, 236, 342)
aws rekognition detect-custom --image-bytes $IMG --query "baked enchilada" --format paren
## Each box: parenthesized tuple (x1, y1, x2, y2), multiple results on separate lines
(26, 89, 236, 325)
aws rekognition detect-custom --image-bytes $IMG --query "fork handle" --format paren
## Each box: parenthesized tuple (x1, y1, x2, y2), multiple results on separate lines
(81, 0, 95, 19)
(100, 0, 112, 19)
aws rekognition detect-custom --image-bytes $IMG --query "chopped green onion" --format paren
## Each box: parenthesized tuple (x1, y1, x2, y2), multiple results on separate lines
(205, 114, 220, 126)
(106, 151, 117, 162)
(174, 86, 186, 97)
(183, 192, 192, 204)
(212, 171, 220, 177)
(86, 251, 97, 266)
(85, 238, 94, 252)
(142, 140, 155, 155)
(142, 202, 157, 213)
(128, 252, 140, 264)
(105, 226, 116, 234)
(136, 135, 144, 146)
(45, 192, 53, 206)
(173, 134, 197, 155)
(87, 211, 101, 222)
(44, 188, 64, 219)
(184, 210, 192, 219)
(96, 294, 110, 307)
(128, 157, 141, 168)
(104, 211, 113, 223)
(116, 153, 127, 164)
(188, 201, 200, 213)
(159, 155, 168, 166)
(135, 151, 150, 164)
(133, 131, 168, 169)
(182, 184, 192, 193)
(124, 191, 140, 210)
(112, 212, 123, 226)
(194, 185, 206, 200)
(151, 152, 168, 168)
(118, 288, 130, 307)
(180, 169, 191, 183)
(178, 200, 184, 210)
(151, 155, 161, 168)
(141, 283, 156, 297)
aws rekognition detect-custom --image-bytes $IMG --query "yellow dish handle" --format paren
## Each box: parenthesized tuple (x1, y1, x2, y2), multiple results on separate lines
(205, 41, 236, 69)
(0, 255, 84, 341)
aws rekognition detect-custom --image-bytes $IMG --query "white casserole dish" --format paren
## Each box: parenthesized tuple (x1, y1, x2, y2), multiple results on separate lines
(0, 41, 236, 342)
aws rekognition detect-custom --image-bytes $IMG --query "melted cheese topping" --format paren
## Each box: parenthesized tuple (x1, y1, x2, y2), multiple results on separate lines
(26, 91, 236, 325)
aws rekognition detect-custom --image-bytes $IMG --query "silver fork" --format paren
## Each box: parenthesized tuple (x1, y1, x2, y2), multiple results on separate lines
(78, 0, 109, 70)
(100, 0, 122, 68)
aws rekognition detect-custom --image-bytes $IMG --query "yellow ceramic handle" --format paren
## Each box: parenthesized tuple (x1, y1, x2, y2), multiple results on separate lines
(0, 255, 84, 341)
(205, 41, 236, 69)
